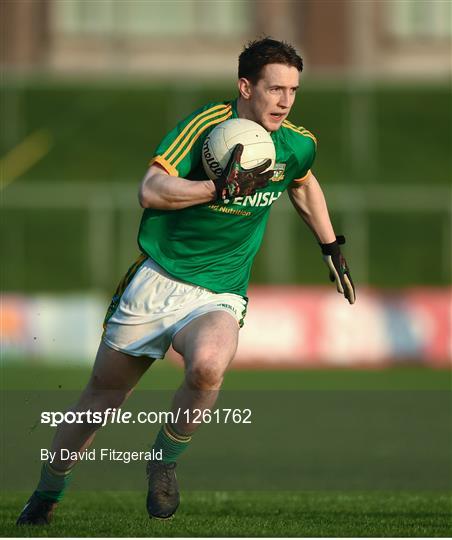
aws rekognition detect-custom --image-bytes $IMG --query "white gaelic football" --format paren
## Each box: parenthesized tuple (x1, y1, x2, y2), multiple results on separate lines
(202, 118, 276, 180)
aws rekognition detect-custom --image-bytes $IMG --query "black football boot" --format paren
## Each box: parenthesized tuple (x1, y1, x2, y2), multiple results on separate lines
(16, 492, 58, 526)
(146, 461, 180, 519)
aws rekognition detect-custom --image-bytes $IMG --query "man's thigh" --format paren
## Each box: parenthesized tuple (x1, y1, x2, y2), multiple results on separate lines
(87, 341, 154, 392)
(172, 311, 239, 372)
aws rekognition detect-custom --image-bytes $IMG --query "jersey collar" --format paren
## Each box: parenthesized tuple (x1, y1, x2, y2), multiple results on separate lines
(230, 98, 239, 119)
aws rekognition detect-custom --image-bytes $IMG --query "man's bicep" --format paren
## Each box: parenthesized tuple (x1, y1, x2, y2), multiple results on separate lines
(138, 164, 170, 208)
(141, 164, 170, 190)
(288, 170, 321, 213)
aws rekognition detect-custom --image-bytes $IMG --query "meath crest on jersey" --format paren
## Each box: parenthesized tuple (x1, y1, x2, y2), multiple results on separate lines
(271, 163, 286, 182)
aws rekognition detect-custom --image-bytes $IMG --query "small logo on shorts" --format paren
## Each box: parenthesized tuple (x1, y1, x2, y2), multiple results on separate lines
(217, 303, 237, 314)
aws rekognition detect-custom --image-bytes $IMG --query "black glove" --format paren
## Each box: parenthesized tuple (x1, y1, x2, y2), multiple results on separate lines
(212, 144, 273, 201)
(320, 235, 356, 304)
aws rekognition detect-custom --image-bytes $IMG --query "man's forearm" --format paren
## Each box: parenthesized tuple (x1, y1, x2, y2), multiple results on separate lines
(289, 173, 336, 243)
(139, 171, 216, 210)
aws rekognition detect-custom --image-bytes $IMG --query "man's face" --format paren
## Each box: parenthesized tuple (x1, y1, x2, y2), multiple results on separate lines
(243, 63, 300, 132)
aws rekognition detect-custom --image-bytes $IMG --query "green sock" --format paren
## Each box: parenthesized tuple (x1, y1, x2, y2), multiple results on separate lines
(36, 462, 73, 502)
(152, 423, 192, 463)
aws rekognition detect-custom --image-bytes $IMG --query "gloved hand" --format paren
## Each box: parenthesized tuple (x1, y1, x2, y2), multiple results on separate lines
(320, 235, 356, 304)
(212, 144, 273, 201)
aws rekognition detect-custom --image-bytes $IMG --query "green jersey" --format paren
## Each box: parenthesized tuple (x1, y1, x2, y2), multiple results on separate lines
(138, 99, 316, 297)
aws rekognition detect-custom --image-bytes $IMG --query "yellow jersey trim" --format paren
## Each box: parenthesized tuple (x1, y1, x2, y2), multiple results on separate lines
(291, 169, 312, 184)
(150, 156, 179, 177)
(172, 109, 232, 167)
(282, 120, 317, 145)
(162, 104, 230, 164)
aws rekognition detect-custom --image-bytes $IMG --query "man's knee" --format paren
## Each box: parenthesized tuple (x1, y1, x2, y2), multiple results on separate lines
(185, 357, 228, 391)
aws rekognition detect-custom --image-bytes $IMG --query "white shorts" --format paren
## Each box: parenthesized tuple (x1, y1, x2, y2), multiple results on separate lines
(102, 256, 247, 359)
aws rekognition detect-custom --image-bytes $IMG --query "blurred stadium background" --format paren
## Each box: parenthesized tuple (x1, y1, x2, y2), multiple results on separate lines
(1, 0, 451, 368)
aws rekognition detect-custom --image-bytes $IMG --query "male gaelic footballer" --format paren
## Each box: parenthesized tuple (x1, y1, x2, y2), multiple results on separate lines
(17, 38, 355, 525)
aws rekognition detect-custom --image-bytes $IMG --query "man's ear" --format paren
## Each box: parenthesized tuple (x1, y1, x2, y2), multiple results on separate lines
(238, 77, 253, 100)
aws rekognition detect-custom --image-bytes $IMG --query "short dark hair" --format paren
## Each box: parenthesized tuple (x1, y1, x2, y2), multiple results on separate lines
(238, 37, 303, 84)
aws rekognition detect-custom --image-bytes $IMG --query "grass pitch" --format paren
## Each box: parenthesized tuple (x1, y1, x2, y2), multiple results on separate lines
(2, 491, 451, 537)
(2, 363, 451, 536)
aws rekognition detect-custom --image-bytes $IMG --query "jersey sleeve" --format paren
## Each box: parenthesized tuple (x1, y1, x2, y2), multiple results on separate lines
(291, 131, 317, 185)
(150, 102, 232, 178)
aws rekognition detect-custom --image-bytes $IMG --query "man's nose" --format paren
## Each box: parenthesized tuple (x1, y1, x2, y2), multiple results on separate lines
(278, 91, 291, 108)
